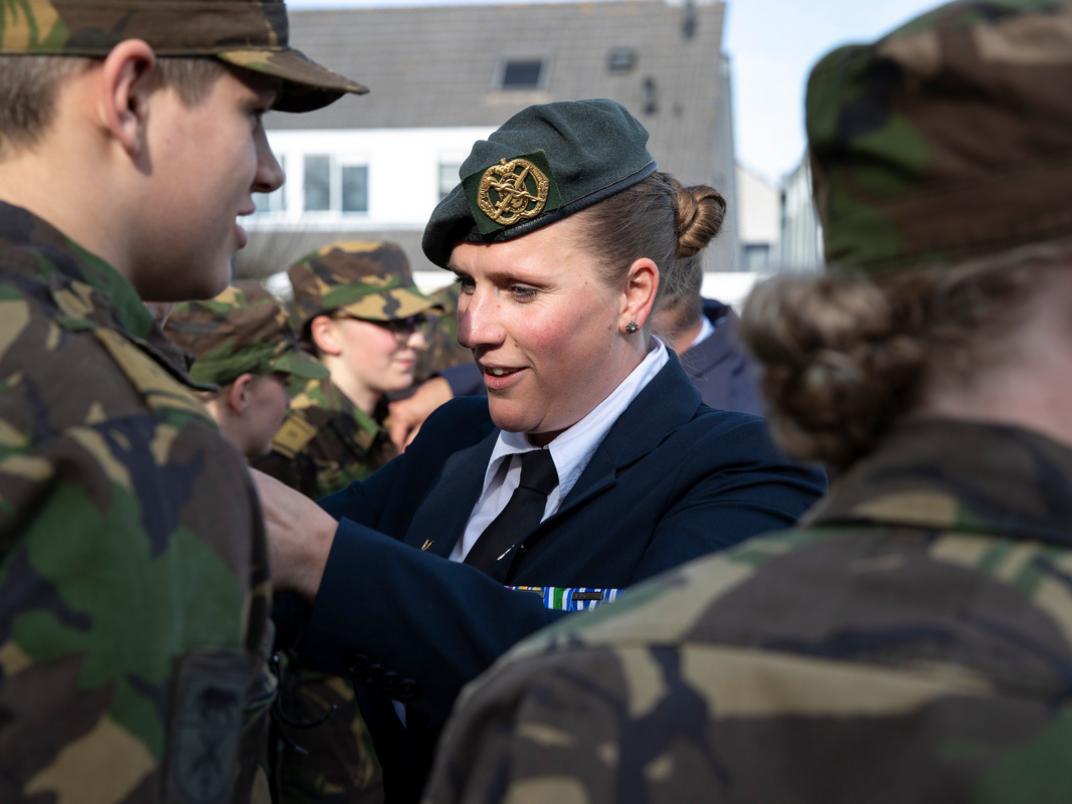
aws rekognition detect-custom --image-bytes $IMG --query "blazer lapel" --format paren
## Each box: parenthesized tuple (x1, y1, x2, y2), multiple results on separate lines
(404, 428, 499, 558)
(550, 352, 702, 522)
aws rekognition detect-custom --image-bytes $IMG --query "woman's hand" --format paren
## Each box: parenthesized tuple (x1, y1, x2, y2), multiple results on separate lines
(251, 468, 336, 599)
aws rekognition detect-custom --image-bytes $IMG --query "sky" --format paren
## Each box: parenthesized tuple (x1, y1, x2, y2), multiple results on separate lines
(288, 0, 939, 183)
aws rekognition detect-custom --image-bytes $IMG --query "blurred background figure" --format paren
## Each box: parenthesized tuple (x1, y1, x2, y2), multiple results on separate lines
(164, 279, 327, 459)
(413, 281, 472, 383)
(251, 241, 438, 804)
(254, 240, 439, 499)
(646, 255, 761, 414)
(423, 2, 1072, 802)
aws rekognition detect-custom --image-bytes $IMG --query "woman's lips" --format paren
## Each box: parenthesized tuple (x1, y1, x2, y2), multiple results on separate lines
(482, 365, 525, 392)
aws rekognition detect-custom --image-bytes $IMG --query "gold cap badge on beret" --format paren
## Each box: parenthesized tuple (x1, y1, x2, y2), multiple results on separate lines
(477, 158, 550, 226)
(463, 151, 561, 235)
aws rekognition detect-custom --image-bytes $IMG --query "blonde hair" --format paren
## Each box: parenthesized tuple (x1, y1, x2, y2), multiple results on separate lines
(741, 238, 1072, 471)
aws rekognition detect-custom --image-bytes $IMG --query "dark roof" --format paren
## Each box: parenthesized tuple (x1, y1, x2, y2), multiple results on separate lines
(270, 0, 731, 192)
(250, 1, 740, 272)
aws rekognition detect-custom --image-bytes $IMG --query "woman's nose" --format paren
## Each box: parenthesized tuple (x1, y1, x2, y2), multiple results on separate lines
(458, 291, 505, 349)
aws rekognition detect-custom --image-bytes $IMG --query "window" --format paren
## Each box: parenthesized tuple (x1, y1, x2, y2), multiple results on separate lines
(252, 155, 287, 215)
(607, 47, 637, 73)
(300, 154, 369, 215)
(438, 162, 461, 200)
(341, 165, 368, 213)
(742, 243, 771, 271)
(499, 58, 544, 90)
(303, 154, 331, 212)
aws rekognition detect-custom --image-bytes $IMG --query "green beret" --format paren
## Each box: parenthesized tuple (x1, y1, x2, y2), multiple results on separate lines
(166, 279, 327, 386)
(806, 0, 1072, 274)
(422, 99, 657, 268)
(1, 0, 368, 112)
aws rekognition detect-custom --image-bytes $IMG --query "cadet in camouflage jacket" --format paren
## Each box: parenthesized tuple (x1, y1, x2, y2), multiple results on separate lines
(424, 2, 1072, 801)
(0, 206, 274, 803)
(253, 375, 395, 500)
(253, 240, 438, 501)
(253, 241, 438, 804)
(0, 2, 366, 802)
(164, 280, 327, 460)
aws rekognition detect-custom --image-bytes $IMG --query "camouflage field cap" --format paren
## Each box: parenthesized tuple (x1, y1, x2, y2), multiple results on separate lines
(288, 240, 440, 331)
(422, 99, 657, 268)
(166, 279, 327, 386)
(806, 0, 1072, 273)
(0, 0, 368, 112)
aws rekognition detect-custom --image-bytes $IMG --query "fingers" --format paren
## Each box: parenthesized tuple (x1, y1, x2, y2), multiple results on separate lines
(387, 409, 415, 452)
(388, 377, 453, 452)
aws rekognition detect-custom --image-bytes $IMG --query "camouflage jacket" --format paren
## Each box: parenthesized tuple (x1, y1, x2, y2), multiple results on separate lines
(0, 203, 271, 804)
(252, 376, 393, 803)
(426, 418, 1072, 804)
(252, 376, 395, 501)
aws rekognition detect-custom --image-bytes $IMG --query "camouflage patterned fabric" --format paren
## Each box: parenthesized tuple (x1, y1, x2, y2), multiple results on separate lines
(287, 240, 440, 334)
(252, 241, 432, 804)
(0, 202, 271, 803)
(806, 0, 1072, 271)
(0, 0, 368, 112)
(414, 282, 471, 383)
(252, 375, 395, 500)
(164, 279, 327, 387)
(251, 375, 394, 804)
(269, 656, 385, 804)
(426, 419, 1072, 803)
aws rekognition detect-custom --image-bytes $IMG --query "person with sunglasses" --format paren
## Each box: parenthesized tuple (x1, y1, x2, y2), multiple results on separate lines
(253, 239, 440, 802)
(255, 239, 440, 501)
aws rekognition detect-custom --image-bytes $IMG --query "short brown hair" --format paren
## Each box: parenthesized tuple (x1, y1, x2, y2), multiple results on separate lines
(0, 55, 224, 157)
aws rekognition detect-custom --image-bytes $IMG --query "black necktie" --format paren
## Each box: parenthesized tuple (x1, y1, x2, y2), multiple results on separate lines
(465, 449, 559, 575)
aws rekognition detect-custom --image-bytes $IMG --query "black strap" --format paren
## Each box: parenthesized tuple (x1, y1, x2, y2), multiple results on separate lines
(464, 449, 558, 574)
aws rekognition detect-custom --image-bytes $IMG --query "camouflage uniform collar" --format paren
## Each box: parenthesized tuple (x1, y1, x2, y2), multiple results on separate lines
(808, 418, 1072, 547)
(296, 376, 386, 444)
(0, 201, 200, 385)
(324, 377, 388, 440)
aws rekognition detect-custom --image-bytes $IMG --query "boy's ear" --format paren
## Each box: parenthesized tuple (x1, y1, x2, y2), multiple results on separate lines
(97, 39, 158, 157)
(225, 373, 255, 414)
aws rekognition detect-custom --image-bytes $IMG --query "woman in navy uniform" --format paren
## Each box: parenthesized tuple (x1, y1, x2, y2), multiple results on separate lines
(255, 99, 825, 801)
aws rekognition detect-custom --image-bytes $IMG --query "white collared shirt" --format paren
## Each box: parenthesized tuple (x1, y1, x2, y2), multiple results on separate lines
(449, 338, 669, 563)
(690, 313, 716, 349)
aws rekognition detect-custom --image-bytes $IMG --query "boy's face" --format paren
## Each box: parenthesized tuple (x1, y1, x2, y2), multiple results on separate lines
(131, 66, 283, 301)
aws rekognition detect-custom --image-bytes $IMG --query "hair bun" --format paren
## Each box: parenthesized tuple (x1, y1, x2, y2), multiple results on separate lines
(742, 275, 925, 470)
(672, 180, 726, 258)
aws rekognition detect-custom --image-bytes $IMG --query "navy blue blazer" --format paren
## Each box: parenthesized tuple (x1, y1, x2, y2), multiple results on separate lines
(441, 298, 764, 415)
(296, 353, 825, 801)
(679, 299, 764, 415)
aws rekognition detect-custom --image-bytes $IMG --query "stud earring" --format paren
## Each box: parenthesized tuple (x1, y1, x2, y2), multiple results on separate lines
(624, 321, 639, 334)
